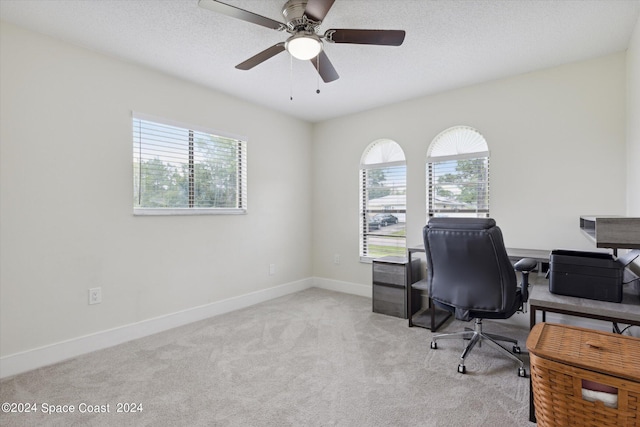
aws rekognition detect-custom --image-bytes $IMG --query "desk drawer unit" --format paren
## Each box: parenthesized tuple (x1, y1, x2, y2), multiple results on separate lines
(372, 256, 421, 319)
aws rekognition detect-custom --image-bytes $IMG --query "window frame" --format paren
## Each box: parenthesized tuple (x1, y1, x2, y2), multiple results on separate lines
(426, 126, 490, 219)
(359, 140, 407, 262)
(132, 112, 247, 216)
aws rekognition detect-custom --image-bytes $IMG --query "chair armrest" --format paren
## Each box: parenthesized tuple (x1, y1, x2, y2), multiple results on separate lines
(514, 258, 537, 272)
(514, 257, 537, 304)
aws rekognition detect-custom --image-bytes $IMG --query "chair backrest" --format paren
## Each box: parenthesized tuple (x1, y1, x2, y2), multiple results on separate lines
(423, 217, 517, 320)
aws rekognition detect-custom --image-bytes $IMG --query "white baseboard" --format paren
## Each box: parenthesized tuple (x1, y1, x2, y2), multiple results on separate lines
(0, 278, 314, 379)
(312, 277, 372, 298)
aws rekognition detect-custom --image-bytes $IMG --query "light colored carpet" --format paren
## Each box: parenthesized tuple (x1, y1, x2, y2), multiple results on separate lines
(0, 288, 535, 426)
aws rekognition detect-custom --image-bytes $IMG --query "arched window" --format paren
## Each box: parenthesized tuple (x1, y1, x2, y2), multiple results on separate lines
(359, 139, 406, 259)
(426, 126, 489, 218)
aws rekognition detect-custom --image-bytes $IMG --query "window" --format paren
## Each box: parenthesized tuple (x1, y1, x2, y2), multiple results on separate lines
(426, 126, 489, 218)
(133, 113, 247, 215)
(359, 139, 406, 260)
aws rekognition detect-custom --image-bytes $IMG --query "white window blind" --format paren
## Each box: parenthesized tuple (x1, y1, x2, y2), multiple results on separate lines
(359, 140, 407, 260)
(426, 126, 489, 218)
(133, 113, 247, 215)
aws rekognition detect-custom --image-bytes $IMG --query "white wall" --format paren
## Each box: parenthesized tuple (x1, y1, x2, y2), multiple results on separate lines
(312, 53, 627, 286)
(0, 23, 313, 359)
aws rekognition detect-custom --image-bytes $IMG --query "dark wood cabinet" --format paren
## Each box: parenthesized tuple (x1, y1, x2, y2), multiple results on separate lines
(372, 256, 421, 319)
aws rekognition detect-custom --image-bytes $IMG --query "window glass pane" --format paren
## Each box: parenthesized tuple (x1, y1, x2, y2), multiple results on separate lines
(364, 165, 406, 211)
(429, 157, 489, 213)
(133, 120, 190, 208)
(192, 133, 241, 208)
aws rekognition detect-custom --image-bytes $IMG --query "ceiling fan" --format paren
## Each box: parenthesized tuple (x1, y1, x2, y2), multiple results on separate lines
(198, 0, 406, 83)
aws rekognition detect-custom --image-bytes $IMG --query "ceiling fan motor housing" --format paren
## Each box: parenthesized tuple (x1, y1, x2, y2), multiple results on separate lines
(282, 0, 319, 32)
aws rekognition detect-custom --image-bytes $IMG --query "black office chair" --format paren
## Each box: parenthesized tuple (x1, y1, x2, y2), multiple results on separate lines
(424, 217, 536, 377)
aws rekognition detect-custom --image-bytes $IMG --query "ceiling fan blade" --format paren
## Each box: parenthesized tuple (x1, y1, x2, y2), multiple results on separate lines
(236, 43, 286, 70)
(310, 51, 339, 83)
(325, 29, 406, 46)
(198, 0, 285, 31)
(304, 0, 336, 22)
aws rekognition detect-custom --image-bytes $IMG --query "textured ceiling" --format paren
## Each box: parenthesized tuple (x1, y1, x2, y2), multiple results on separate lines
(1, 0, 639, 122)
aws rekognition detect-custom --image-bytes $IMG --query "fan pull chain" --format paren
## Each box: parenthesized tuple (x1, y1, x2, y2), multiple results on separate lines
(290, 54, 294, 101)
(316, 53, 320, 94)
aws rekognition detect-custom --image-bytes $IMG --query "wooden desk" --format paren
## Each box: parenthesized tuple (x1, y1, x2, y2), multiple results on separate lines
(527, 280, 640, 422)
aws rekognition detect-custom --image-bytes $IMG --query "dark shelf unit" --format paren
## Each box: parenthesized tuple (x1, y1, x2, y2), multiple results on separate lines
(372, 256, 421, 319)
(405, 246, 452, 331)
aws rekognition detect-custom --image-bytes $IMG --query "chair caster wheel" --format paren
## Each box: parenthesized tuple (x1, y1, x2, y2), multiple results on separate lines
(430, 342, 437, 349)
(518, 367, 526, 377)
(513, 346, 521, 354)
(458, 364, 466, 374)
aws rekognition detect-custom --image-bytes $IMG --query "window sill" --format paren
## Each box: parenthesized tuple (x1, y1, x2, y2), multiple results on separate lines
(133, 208, 247, 216)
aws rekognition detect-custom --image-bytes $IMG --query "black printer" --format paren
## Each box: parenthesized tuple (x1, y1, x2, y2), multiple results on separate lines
(549, 249, 639, 303)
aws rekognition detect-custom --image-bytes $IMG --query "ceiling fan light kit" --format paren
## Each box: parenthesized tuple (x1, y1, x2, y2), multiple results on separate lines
(286, 32, 323, 60)
(198, 0, 406, 83)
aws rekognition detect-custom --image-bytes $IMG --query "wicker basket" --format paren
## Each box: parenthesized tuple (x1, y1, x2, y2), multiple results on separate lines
(527, 323, 640, 427)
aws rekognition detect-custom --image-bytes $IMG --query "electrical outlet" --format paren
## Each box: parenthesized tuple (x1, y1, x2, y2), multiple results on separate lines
(269, 264, 276, 275)
(89, 287, 102, 305)
(334, 254, 340, 264)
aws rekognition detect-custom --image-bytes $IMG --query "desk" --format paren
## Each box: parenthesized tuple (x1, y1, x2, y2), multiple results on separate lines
(527, 281, 640, 422)
(505, 248, 550, 273)
(529, 282, 640, 329)
(406, 245, 551, 331)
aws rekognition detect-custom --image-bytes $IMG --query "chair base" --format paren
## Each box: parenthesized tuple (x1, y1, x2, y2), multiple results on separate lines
(431, 318, 526, 377)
